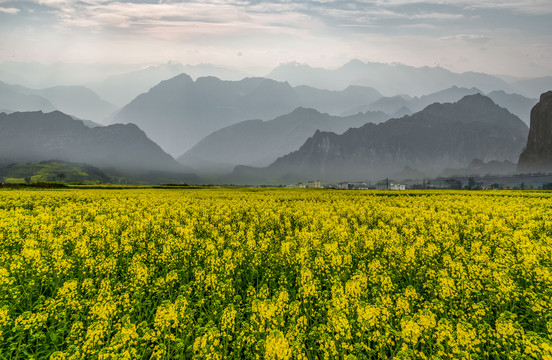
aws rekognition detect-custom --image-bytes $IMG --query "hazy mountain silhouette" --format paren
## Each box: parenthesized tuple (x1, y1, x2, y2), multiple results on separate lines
(111, 74, 305, 155)
(77, 118, 104, 128)
(0, 111, 188, 174)
(486, 90, 537, 125)
(361, 95, 411, 115)
(268, 60, 516, 96)
(90, 62, 251, 107)
(340, 86, 535, 124)
(294, 85, 382, 115)
(342, 87, 481, 116)
(89, 62, 188, 107)
(230, 94, 528, 184)
(512, 77, 552, 99)
(111, 73, 403, 156)
(0, 81, 117, 122)
(177, 107, 389, 175)
(0, 83, 56, 113)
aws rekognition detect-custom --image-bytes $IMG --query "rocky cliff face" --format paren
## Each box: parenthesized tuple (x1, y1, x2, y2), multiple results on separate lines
(518, 91, 552, 172)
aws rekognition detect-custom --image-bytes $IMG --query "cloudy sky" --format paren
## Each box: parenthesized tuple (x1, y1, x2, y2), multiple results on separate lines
(1, 0, 551, 77)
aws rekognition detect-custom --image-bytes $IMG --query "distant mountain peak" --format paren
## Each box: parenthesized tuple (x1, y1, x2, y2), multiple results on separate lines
(167, 60, 183, 66)
(343, 59, 366, 67)
(163, 73, 194, 84)
(457, 93, 496, 106)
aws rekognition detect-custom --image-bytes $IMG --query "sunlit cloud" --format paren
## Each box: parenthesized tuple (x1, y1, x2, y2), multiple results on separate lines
(0, 6, 20, 14)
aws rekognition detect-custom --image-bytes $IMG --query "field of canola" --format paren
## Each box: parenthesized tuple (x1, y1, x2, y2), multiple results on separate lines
(0, 188, 552, 359)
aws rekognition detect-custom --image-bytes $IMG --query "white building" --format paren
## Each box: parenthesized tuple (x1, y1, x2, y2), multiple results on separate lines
(307, 180, 322, 188)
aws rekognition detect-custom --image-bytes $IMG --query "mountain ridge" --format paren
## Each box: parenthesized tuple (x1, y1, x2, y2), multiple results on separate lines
(229, 94, 528, 184)
(0, 81, 117, 123)
(177, 107, 389, 175)
(0, 111, 190, 176)
(112, 74, 389, 155)
(267, 59, 517, 96)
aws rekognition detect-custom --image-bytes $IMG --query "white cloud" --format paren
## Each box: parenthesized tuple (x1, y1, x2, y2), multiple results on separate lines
(0, 6, 20, 14)
(441, 34, 491, 44)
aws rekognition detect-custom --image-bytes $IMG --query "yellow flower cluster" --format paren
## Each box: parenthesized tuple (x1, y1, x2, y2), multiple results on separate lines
(0, 188, 552, 359)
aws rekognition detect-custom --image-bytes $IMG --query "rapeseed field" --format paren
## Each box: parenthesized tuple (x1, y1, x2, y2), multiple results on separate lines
(0, 188, 551, 359)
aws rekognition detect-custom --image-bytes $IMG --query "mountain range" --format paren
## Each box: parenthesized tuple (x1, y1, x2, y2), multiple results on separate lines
(89, 62, 250, 107)
(0, 81, 117, 123)
(111, 74, 302, 155)
(229, 94, 529, 184)
(267, 60, 518, 96)
(177, 107, 389, 175)
(0, 111, 189, 175)
(112, 73, 536, 157)
(0, 59, 547, 185)
(342, 86, 536, 124)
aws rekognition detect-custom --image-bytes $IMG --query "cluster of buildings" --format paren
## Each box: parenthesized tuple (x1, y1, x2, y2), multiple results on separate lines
(287, 180, 408, 190)
(283, 176, 550, 190)
(286, 180, 322, 189)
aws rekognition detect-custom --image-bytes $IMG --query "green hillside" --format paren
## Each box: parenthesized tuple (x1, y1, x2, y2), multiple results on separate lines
(0, 161, 111, 184)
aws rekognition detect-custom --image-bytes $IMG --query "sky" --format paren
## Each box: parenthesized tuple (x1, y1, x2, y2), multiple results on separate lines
(1, 0, 551, 78)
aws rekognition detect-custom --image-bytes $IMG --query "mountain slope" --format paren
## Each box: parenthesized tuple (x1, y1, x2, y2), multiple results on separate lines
(111, 74, 396, 156)
(90, 62, 250, 106)
(89, 62, 188, 107)
(341, 86, 481, 116)
(0, 111, 186, 174)
(294, 85, 382, 115)
(0, 161, 111, 184)
(230, 94, 528, 184)
(0, 81, 117, 122)
(111, 74, 304, 155)
(32, 86, 118, 123)
(0, 84, 55, 113)
(486, 90, 537, 125)
(512, 77, 552, 99)
(341, 86, 536, 125)
(177, 107, 389, 174)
